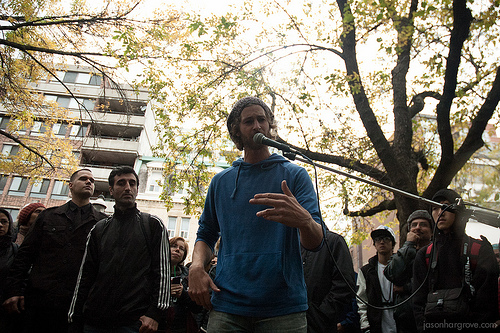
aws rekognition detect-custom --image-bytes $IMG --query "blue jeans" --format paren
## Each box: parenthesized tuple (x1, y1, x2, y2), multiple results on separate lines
(83, 322, 141, 333)
(207, 310, 307, 333)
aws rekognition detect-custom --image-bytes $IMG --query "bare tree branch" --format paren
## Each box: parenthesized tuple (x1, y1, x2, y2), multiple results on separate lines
(345, 199, 397, 217)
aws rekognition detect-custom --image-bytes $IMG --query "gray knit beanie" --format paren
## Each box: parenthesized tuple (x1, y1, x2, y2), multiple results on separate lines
(407, 209, 433, 231)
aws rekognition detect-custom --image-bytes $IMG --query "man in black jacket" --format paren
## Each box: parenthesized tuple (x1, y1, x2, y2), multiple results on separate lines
(68, 166, 170, 333)
(302, 228, 356, 333)
(412, 189, 499, 332)
(3, 169, 106, 333)
(357, 225, 397, 333)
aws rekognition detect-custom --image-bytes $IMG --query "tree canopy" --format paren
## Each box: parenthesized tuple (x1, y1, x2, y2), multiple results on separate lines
(144, 0, 500, 241)
(0, 0, 183, 179)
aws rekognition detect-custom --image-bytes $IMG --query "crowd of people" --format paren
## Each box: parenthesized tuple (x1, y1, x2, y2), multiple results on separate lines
(0, 96, 499, 333)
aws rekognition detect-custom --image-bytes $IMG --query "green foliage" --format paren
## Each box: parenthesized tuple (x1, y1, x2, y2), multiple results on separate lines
(137, 0, 500, 240)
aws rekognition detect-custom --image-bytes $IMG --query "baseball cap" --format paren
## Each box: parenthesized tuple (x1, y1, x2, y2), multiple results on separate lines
(371, 225, 396, 244)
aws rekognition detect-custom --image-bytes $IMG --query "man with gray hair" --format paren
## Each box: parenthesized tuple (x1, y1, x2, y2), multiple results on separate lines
(188, 96, 323, 332)
(384, 210, 433, 333)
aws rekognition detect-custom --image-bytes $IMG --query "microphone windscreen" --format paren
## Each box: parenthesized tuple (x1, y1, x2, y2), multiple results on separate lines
(253, 133, 265, 144)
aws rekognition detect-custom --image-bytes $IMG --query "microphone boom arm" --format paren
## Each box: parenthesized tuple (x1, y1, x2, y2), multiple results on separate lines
(291, 155, 442, 208)
(287, 153, 500, 227)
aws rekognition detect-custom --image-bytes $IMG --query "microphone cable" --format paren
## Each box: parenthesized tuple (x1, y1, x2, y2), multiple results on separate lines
(285, 149, 454, 311)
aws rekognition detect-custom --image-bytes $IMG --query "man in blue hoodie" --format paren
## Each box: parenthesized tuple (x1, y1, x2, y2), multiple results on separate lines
(188, 96, 323, 333)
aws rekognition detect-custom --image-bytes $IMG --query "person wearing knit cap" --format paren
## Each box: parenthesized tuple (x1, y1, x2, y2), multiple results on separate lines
(188, 96, 322, 333)
(412, 189, 499, 332)
(14, 203, 45, 246)
(384, 210, 433, 333)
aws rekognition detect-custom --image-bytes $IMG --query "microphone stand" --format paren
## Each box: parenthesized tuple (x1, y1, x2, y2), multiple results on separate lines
(283, 152, 500, 227)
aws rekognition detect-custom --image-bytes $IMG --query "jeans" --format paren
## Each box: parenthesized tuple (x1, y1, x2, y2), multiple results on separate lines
(207, 310, 307, 333)
(83, 322, 142, 333)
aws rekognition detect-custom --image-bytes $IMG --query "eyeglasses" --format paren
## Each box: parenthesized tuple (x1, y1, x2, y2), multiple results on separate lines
(374, 236, 392, 243)
(170, 243, 185, 252)
(0, 219, 9, 225)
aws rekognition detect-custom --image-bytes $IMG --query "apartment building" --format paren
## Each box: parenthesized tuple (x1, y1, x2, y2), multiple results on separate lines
(0, 64, 213, 260)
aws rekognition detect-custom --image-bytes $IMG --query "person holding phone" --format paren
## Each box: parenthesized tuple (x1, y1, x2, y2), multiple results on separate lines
(167, 237, 202, 333)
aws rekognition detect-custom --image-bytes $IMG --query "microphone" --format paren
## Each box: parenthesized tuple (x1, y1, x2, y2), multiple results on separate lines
(253, 133, 297, 153)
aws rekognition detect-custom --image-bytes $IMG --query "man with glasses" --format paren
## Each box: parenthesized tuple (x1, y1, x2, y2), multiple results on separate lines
(68, 166, 170, 333)
(357, 225, 397, 333)
(384, 210, 433, 333)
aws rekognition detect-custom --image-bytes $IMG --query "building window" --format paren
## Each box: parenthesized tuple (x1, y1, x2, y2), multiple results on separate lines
(60, 71, 102, 86)
(55, 96, 95, 110)
(2, 144, 19, 157)
(89, 74, 102, 86)
(4, 208, 20, 225)
(147, 171, 163, 193)
(30, 179, 50, 198)
(51, 180, 69, 199)
(0, 175, 8, 194)
(8, 176, 29, 196)
(52, 123, 68, 137)
(62, 71, 78, 83)
(180, 218, 190, 239)
(31, 121, 49, 136)
(81, 98, 95, 110)
(168, 217, 177, 237)
(69, 124, 88, 137)
(56, 96, 71, 108)
(0, 116, 9, 130)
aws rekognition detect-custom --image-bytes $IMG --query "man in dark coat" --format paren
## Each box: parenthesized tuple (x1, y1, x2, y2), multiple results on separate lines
(384, 210, 433, 333)
(2, 169, 106, 333)
(302, 228, 356, 333)
(357, 225, 397, 333)
(68, 166, 170, 333)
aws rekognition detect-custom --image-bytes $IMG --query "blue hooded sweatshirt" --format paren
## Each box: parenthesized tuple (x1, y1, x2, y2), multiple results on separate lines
(196, 153, 321, 317)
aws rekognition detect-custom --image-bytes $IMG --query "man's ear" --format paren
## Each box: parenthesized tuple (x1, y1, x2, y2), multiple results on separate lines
(109, 186, 114, 196)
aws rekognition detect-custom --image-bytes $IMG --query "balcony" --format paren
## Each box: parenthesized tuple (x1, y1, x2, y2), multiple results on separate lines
(82, 136, 139, 153)
(68, 109, 146, 127)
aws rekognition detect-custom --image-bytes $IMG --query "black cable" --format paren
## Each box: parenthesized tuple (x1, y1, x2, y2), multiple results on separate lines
(288, 150, 454, 311)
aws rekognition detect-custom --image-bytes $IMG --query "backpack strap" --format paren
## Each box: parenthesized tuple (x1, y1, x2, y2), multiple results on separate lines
(469, 237, 482, 271)
(426, 242, 440, 291)
(12, 242, 19, 256)
(139, 212, 153, 258)
(463, 236, 475, 297)
(425, 243, 433, 267)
